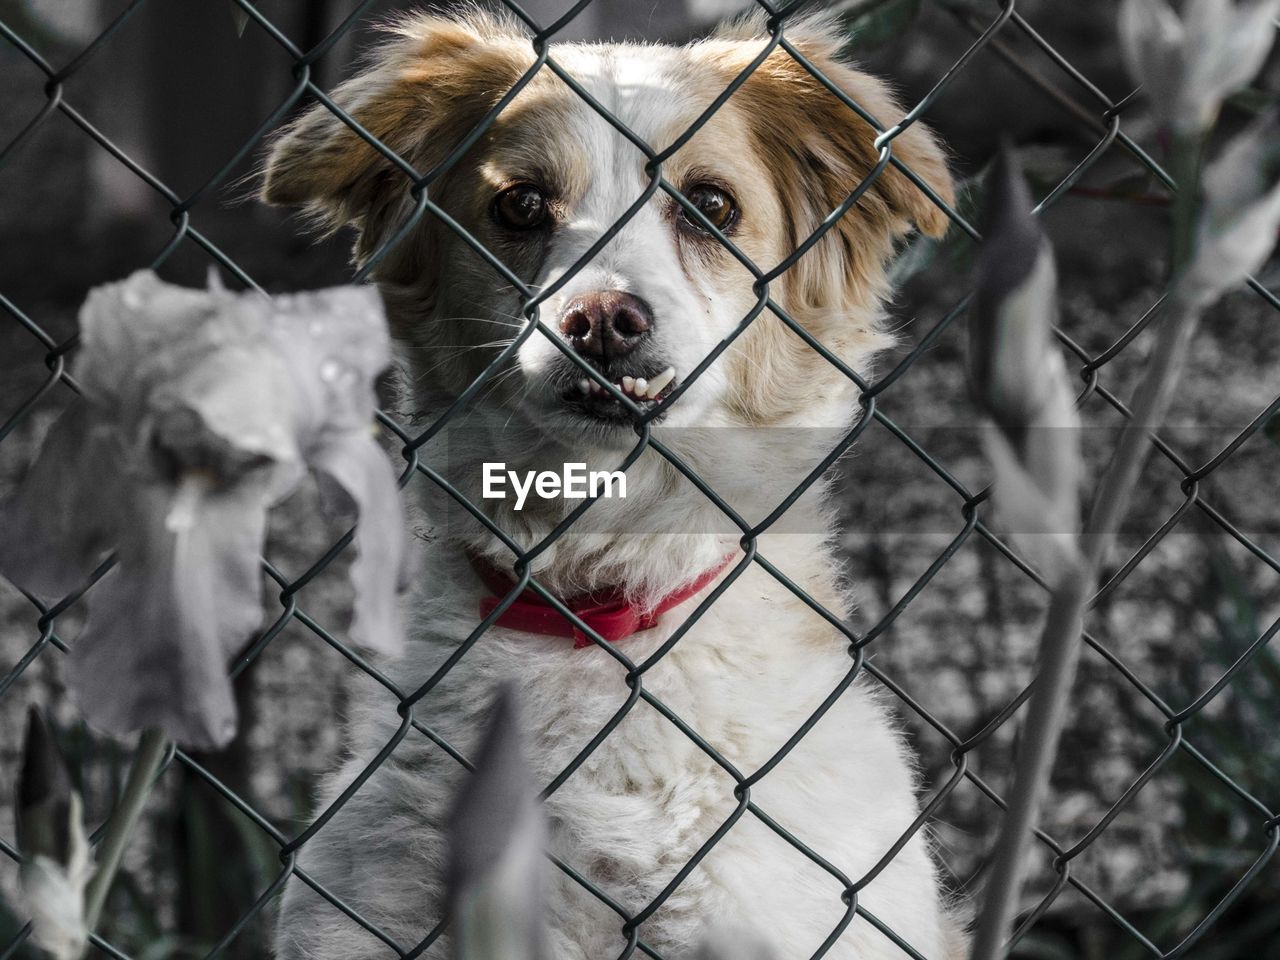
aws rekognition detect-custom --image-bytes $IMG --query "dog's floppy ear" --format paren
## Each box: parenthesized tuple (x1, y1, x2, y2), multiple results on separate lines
(260, 11, 527, 258)
(710, 14, 955, 307)
(783, 23, 955, 242)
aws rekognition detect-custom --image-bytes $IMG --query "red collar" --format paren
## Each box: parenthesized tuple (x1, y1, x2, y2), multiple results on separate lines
(470, 553, 736, 649)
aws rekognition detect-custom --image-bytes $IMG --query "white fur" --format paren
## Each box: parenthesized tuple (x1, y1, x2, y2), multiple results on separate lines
(268, 13, 964, 960)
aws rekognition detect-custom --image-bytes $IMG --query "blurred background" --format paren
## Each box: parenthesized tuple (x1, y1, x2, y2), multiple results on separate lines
(1, 0, 1279, 957)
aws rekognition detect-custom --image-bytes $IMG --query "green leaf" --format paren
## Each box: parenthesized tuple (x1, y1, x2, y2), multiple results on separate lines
(835, 0, 923, 55)
(1225, 86, 1279, 117)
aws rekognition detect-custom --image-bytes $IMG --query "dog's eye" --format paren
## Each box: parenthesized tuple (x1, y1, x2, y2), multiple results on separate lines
(682, 184, 738, 233)
(493, 183, 548, 231)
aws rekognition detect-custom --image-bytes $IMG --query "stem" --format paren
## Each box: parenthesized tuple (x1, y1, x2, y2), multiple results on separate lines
(1167, 130, 1205, 281)
(970, 129, 1207, 960)
(1081, 296, 1199, 567)
(1083, 121, 1205, 566)
(968, 562, 1088, 960)
(81, 728, 168, 936)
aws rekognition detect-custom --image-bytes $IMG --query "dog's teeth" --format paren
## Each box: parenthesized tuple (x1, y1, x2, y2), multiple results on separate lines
(622, 376, 635, 393)
(633, 378, 648, 396)
(589, 381, 602, 395)
(577, 379, 589, 394)
(645, 367, 676, 398)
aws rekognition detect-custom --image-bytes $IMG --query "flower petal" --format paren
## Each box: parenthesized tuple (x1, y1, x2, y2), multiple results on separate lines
(265, 285, 391, 438)
(77, 270, 233, 424)
(0, 401, 119, 602)
(20, 848, 91, 960)
(311, 429, 407, 656)
(1118, 0, 1186, 100)
(970, 148, 1083, 573)
(68, 476, 272, 750)
(969, 146, 1060, 439)
(1187, 112, 1280, 302)
(1192, 0, 1279, 121)
(981, 408, 1082, 584)
(17, 709, 78, 868)
(17, 723, 92, 960)
(150, 345, 301, 476)
(447, 685, 545, 960)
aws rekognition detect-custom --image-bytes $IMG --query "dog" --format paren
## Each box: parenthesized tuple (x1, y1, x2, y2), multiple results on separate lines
(261, 7, 962, 959)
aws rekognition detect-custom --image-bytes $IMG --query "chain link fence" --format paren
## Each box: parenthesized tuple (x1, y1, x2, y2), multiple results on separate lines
(1, 0, 1279, 958)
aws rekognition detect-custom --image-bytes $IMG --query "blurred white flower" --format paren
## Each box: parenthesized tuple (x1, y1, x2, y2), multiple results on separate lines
(1118, 0, 1280, 133)
(0, 271, 408, 750)
(970, 148, 1082, 579)
(1185, 112, 1280, 301)
(16, 709, 92, 960)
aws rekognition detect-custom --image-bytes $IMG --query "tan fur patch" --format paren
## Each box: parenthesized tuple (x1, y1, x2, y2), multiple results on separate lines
(683, 16, 954, 425)
(260, 11, 533, 258)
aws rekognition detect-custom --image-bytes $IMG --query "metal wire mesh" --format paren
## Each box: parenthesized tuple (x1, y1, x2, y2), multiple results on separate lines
(1, 0, 1278, 958)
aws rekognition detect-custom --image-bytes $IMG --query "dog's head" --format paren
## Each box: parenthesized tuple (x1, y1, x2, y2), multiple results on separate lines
(262, 10, 952, 449)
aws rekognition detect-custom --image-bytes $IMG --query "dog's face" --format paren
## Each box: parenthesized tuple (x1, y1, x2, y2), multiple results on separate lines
(262, 12, 953, 449)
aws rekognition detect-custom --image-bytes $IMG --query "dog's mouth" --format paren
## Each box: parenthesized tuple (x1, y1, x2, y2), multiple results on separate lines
(557, 365, 677, 422)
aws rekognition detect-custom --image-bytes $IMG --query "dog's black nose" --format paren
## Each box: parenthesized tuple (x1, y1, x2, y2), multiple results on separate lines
(559, 291, 653, 359)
